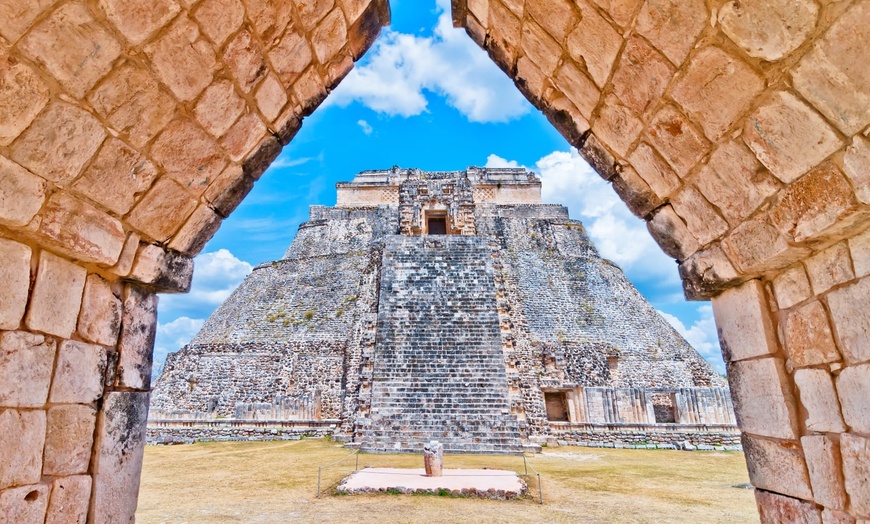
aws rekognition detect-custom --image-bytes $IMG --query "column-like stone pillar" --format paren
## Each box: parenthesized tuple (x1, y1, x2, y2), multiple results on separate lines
(423, 441, 444, 477)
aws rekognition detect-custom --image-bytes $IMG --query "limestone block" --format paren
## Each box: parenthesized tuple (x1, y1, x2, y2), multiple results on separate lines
(802, 435, 846, 510)
(92, 392, 149, 524)
(645, 105, 710, 178)
(77, 275, 122, 347)
(743, 91, 843, 184)
(99, 0, 180, 45)
(224, 30, 266, 93)
(18, 2, 121, 97)
(0, 238, 31, 330)
(792, 1, 870, 135)
(26, 252, 86, 339)
(0, 483, 50, 524)
(205, 165, 254, 218)
(312, 9, 347, 64)
(0, 0, 55, 42)
(678, 245, 740, 300)
(221, 113, 268, 162)
(346, 0, 387, 62)
(30, 192, 126, 266)
(566, 2, 622, 88)
(45, 475, 91, 524)
(610, 166, 660, 218)
(151, 119, 229, 195)
(168, 204, 222, 256)
(269, 27, 314, 84)
(129, 244, 194, 293)
(292, 67, 328, 113)
(10, 101, 105, 186)
(587, 0, 642, 28)
(43, 405, 97, 476)
(0, 331, 56, 407)
(671, 46, 765, 141)
(524, 0, 576, 42)
(255, 73, 289, 123)
(742, 434, 813, 500)
(841, 433, 870, 517)
(0, 409, 46, 489)
(670, 186, 728, 246)
(71, 138, 159, 216)
(772, 264, 812, 310)
(646, 205, 700, 260)
(728, 358, 799, 439)
(195, 81, 245, 138)
(593, 94, 644, 157)
(294, 0, 334, 31)
(145, 16, 216, 101)
(554, 61, 599, 121)
(721, 214, 811, 274)
(823, 509, 856, 524)
(127, 177, 199, 242)
(711, 280, 777, 362)
(193, 0, 244, 46)
(111, 233, 140, 278)
(521, 20, 561, 76)
(610, 35, 675, 117)
(628, 143, 680, 199)
(850, 227, 870, 279)
(793, 368, 846, 433)
(837, 363, 870, 433)
(50, 340, 107, 405)
(805, 243, 854, 296)
(844, 136, 870, 204)
(87, 62, 176, 149)
(0, 157, 45, 229)
(243, 135, 282, 181)
(423, 441, 443, 476)
(487, 1, 521, 68)
(783, 301, 841, 368)
(755, 489, 822, 524)
(827, 276, 870, 364)
(635, 0, 707, 66)
(0, 52, 49, 145)
(516, 56, 545, 101)
(118, 287, 159, 390)
(718, 0, 817, 61)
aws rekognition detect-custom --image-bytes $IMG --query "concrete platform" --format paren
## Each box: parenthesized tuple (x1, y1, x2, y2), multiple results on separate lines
(336, 468, 527, 499)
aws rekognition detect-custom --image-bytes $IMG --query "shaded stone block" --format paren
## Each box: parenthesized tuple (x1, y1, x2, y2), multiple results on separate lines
(794, 368, 846, 433)
(728, 357, 799, 440)
(802, 435, 846, 511)
(118, 287, 159, 390)
(0, 409, 46, 489)
(742, 434, 813, 500)
(0, 331, 56, 408)
(26, 252, 86, 339)
(43, 405, 97, 476)
(837, 363, 870, 434)
(755, 489, 822, 524)
(841, 433, 870, 517)
(144, 16, 217, 101)
(0, 238, 31, 330)
(772, 264, 812, 310)
(827, 277, 870, 364)
(100, 0, 181, 45)
(45, 475, 91, 524)
(72, 138, 159, 216)
(783, 301, 841, 368)
(718, 0, 817, 61)
(49, 340, 107, 405)
(711, 280, 777, 362)
(0, 52, 49, 146)
(0, 483, 50, 524)
(635, 0, 706, 66)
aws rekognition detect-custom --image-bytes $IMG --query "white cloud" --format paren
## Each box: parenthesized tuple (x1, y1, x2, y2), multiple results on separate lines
(327, 2, 530, 123)
(159, 249, 253, 316)
(153, 316, 205, 378)
(357, 119, 374, 135)
(659, 305, 724, 374)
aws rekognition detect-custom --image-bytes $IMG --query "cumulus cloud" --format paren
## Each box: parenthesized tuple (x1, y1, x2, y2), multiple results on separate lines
(327, 2, 530, 123)
(357, 119, 374, 135)
(159, 249, 252, 317)
(659, 305, 724, 374)
(152, 316, 205, 379)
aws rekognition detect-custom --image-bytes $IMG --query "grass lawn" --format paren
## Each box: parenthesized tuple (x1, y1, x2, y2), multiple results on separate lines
(137, 438, 757, 523)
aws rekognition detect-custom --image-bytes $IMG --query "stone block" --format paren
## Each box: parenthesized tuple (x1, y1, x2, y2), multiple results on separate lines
(221, 112, 268, 162)
(711, 279, 777, 362)
(45, 476, 91, 524)
(88, 62, 176, 149)
(670, 186, 728, 246)
(145, 16, 216, 101)
(168, 204, 223, 256)
(487, 1, 520, 69)
(755, 489, 822, 524)
(111, 233, 140, 278)
(30, 192, 126, 266)
(294, 67, 328, 114)
(743, 91, 843, 184)
(224, 29, 266, 93)
(524, 0, 576, 42)
(822, 509, 856, 524)
(118, 287, 159, 390)
(593, 94, 644, 157)
(0, 331, 56, 408)
(293, 0, 334, 31)
(635, 0, 706, 66)
(43, 405, 97, 476)
(587, 0, 642, 28)
(722, 214, 811, 274)
(193, 0, 244, 47)
(92, 391, 149, 524)
(566, 2, 622, 88)
(129, 244, 194, 293)
(610, 166, 660, 218)
(610, 35, 674, 117)
(205, 165, 254, 217)
(802, 435, 846, 510)
(718, 0, 817, 61)
(0, 238, 31, 330)
(345, 0, 385, 61)
(645, 105, 710, 178)
(326, 54, 354, 90)
(850, 227, 870, 279)
(742, 434, 813, 500)
(678, 245, 740, 300)
(0, 409, 45, 489)
(837, 363, 870, 433)
(99, 0, 180, 45)
(151, 118, 228, 194)
(19, 2, 121, 97)
(671, 46, 765, 141)
(728, 357, 799, 439)
(770, 161, 862, 244)
(242, 136, 282, 180)
(828, 278, 870, 364)
(0, 0, 55, 42)
(515, 56, 546, 102)
(50, 340, 107, 405)
(783, 301, 841, 368)
(554, 61, 599, 121)
(794, 368, 846, 433)
(77, 274, 121, 347)
(0, 52, 49, 146)
(0, 483, 50, 524)
(26, 252, 86, 339)
(521, 20, 561, 76)
(628, 142, 680, 199)
(10, 101, 105, 186)
(841, 433, 870, 517)
(805, 243, 854, 295)
(255, 73, 289, 123)
(772, 264, 812, 310)
(646, 205, 700, 260)
(312, 9, 347, 64)
(71, 137, 159, 216)
(194, 80, 245, 138)
(792, 1, 870, 135)
(127, 177, 199, 242)
(269, 26, 313, 84)
(844, 136, 870, 204)
(0, 157, 45, 228)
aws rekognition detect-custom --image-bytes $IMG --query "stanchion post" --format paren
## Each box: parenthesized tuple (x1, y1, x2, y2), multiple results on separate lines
(538, 473, 543, 504)
(317, 467, 322, 498)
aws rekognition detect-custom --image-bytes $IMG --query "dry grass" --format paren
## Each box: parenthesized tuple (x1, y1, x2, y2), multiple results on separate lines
(137, 438, 757, 523)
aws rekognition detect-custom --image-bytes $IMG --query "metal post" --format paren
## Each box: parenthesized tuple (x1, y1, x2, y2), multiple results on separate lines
(317, 467, 322, 498)
(538, 474, 543, 504)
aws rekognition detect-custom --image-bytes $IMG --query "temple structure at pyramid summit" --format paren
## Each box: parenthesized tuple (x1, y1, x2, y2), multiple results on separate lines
(149, 167, 738, 452)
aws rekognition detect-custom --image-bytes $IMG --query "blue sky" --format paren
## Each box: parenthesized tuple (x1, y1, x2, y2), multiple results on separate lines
(154, 0, 725, 376)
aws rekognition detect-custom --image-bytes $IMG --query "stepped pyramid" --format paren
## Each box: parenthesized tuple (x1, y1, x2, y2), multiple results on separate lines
(150, 167, 733, 452)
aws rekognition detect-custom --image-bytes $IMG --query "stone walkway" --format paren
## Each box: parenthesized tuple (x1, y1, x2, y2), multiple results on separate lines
(337, 468, 526, 499)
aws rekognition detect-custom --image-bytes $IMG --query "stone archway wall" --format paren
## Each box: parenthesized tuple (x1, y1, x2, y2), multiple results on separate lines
(452, 0, 870, 520)
(0, 0, 388, 521)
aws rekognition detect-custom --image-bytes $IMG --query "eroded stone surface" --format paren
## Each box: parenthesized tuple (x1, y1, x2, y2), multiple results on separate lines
(0, 53, 49, 146)
(772, 264, 812, 310)
(77, 275, 122, 347)
(719, 0, 818, 61)
(802, 435, 846, 511)
(100, 0, 181, 45)
(837, 363, 870, 433)
(743, 435, 813, 500)
(49, 340, 107, 405)
(712, 280, 777, 362)
(841, 433, 870, 517)
(0, 331, 56, 408)
(0, 239, 31, 330)
(783, 301, 841, 369)
(43, 405, 97, 476)
(45, 475, 91, 524)
(794, 368, 846, 433)
(755, 489, 822, 524)
(635, 0, 706, 66)
(0, 483, 50, 524)
(827, 278, 870, 364)
(118, 287, 159, 390)
(26, 252, 86, 339)
(71, 138, 159, 216)
(0, 409, 46, 489)
(844, 136, 870, 205)
(144, 16, 217, 101)
(728, 358, 799, 440)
